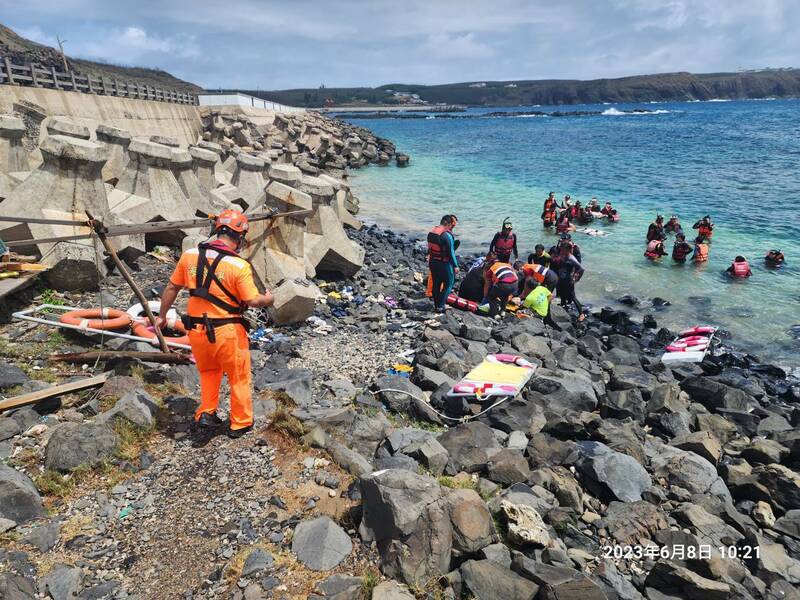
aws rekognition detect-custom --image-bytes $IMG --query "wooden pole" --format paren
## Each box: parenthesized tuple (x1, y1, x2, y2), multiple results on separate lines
(51, 351, 190, 364)
(57, 35, 69, 72)
(3, 57, 15, 85)
(85, 211, 171, 353)
(0, 372, 109, 413)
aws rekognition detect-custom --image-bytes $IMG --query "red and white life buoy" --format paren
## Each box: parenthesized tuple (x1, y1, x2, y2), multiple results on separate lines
(59, 308, 131, 331)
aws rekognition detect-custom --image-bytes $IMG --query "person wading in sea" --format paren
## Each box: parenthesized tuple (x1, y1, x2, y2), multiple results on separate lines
(541, 192, 559, 228)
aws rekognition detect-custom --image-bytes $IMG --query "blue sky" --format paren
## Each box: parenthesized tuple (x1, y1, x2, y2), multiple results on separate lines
(2, 0, 798, 89)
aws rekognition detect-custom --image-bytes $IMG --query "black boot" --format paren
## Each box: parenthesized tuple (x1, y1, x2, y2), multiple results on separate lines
(197, 412, 224, 428)
(227, 425, 253, 439)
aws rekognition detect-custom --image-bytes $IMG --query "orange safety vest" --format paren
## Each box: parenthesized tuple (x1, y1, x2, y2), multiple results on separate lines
(694, 243, 709, 262)
(521, 263, 550, 283)
(488, 262, 519, 284)
(731, 261, 750, 277)
(427, 225, 450, 263)
(698, 223, 713, 238)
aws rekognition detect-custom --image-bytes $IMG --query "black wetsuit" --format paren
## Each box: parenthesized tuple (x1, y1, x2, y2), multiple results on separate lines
(552, 254, 585, 312)
(458, 266, 485, 302)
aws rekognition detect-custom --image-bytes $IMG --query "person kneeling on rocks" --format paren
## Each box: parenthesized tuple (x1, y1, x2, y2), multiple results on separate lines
(482, 253, 519, 317)
(158, 210, 274, 439)
(517, 267, 561, 331)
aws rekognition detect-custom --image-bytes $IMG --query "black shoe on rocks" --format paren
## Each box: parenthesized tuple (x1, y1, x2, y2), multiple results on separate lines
(227, 426, 253, 439)
(197, 412, 224, 428)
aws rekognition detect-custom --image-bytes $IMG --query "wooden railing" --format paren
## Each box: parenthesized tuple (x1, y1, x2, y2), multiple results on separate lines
(0, 57, 197, 105)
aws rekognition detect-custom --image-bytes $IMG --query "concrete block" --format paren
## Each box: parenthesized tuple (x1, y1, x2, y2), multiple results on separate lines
(268, 164, 301, 186)
(45, 118, 90, 140)
(243, 181, 312, 285)
(149, 135, 179, 147)
(0, 135, 143, 290)
(299, 174, 335, 207)
(221, 146, 240, 174)
(230, 153, 266, 208)
(196, 140, 223, 156)
(334, 189, 363, 230)
(0, 115, 29, 173)
(268, 278, 318, 325)
(305, 205, 365, 278)
(317, 172, 347, 192)
(108, 139, 196, 246)
(170, 148, 228, 217)
(189, 146, 220, 192)
(95, 124, 131, 183)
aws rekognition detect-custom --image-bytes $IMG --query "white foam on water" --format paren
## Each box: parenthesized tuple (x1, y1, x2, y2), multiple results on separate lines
(601, 108, 671, 116)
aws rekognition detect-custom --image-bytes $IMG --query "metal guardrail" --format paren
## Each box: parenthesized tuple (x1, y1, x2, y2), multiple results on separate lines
(0, 56, 197, 105)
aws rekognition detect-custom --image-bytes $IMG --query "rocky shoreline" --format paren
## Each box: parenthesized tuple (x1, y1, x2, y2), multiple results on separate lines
(1, 119, 800, 599)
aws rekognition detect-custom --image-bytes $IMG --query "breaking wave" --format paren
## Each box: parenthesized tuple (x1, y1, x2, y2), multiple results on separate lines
(601, 108, 671, 116)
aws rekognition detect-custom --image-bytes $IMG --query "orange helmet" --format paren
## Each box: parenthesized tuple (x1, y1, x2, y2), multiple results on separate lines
(214, 209, 249, 234)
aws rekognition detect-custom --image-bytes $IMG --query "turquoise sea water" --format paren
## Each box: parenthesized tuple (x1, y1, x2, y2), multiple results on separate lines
(344, 100, 800, 369)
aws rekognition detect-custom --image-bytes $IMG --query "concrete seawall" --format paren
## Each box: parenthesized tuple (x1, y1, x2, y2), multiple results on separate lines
(0, 86, 203, 145)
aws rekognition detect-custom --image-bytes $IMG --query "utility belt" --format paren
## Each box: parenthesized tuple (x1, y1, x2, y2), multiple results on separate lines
(180, 313, 249, 344)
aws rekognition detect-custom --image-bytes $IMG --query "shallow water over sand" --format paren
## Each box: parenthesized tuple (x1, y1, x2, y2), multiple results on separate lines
(346, 100, 800, 369)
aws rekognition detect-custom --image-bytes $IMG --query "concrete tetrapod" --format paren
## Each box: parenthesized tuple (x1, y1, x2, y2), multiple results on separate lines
(298, 174, 335, 208)
(0, 135, 144, 290)
(230, 153, 266, 210)
(268, 163, 302, 187)
(170, 148, 229, 218)
(304, 203, 365, 279)
(45, 118, 91, 140)
(268, 278, 318, 325)
(95, 124, 131, 184)
(0, 115, 29, 200)
(333, 189, 363, 230)
(107, 139, 196, 246)
(243, 180, 312, 285)
(189, 146, 219, 192)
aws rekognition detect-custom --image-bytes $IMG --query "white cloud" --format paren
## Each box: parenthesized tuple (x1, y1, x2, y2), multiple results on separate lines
(14, 25, 58, 47)
(71, 26, 200, 64)
(422, 32, 493, 60)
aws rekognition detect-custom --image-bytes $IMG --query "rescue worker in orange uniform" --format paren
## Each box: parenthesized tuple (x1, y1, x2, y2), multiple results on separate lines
(482, 253, 519, 317)
(158, 210, 274, 438)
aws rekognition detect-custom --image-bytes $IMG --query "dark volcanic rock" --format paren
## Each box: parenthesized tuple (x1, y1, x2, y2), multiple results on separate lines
(438, 422, 502, 475)
(0, 464, 44, 523)
(44, 423, 118, 472)
(576, 441, 651, 502)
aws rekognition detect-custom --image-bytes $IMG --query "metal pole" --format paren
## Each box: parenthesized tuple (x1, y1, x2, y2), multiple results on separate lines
(12, 305, 191, 350)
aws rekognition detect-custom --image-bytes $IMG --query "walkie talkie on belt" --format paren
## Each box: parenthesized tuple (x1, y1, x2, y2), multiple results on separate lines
(202, 312, 216, 343)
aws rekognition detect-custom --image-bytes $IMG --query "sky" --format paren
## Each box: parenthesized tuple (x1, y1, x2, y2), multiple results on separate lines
(2, 0, 799, 90)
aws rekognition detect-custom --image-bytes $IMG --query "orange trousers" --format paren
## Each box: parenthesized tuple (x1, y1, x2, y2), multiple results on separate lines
(188, 323, 253, 430)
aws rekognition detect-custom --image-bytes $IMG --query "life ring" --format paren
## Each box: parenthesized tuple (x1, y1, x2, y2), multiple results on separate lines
(127, 301, 179, 326)
(59, 308, 131, 331)
(132, 320, 190, 347)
